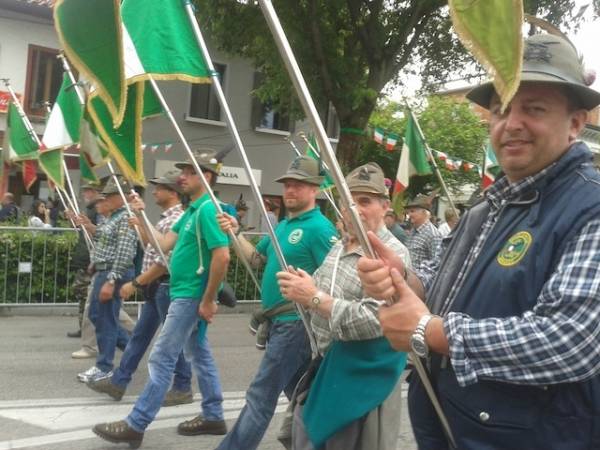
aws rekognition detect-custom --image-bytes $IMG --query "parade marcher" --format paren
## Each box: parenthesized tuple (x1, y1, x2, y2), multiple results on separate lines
(86, 169, 193, 406)
(384, 209, 408, 244)
(67, 183, 104, 341)
(92, 151, 230, 448)
(357, 33, 600, 450)
(437, 208, 459, 237)
(216, 155, 338, 450)
(78, 176, 138, 382)
(277, 163, 411, 450)
(405, 194, 441, 267)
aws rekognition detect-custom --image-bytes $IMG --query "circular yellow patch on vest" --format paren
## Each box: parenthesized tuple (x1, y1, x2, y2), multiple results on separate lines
(497, 231, 533, 267)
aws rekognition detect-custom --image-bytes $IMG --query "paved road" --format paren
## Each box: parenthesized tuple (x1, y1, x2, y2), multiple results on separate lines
(0, 314, 417, 450)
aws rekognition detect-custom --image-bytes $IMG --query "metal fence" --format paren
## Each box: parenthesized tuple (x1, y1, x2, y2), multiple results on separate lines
(0, 227, 264, 306)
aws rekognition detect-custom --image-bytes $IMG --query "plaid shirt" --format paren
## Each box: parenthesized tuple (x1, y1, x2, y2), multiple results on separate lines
(141, 204, 183, 273)
(91, 207, 137, 280)
(419, 165, 600, 386)
(310, 226, 411, 355)
(407, 220, 441, 268)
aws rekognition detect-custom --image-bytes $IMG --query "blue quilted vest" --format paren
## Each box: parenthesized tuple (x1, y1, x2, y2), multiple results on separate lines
(410, 143, 600, 450)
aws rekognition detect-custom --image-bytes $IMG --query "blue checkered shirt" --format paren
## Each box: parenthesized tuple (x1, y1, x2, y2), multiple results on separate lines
(417, 166, 600, 387)
(407, 220, 442, 269)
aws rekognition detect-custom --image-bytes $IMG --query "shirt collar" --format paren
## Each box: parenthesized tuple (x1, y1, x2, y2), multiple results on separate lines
(189, 193, 210, 210)
(343, 225, 389, 257)
(286, 206, 319, 223)
(110, 206, 126, 218)
(485, 164, 554, 210)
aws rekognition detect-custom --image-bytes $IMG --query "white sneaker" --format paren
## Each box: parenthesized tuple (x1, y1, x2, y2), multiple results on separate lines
(72, 348, 97, 359)
(77, 366, 101, 383)
(89, 370, 113, 383)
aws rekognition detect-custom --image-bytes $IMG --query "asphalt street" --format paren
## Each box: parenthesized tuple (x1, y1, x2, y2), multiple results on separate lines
(0, 313, 417, 450)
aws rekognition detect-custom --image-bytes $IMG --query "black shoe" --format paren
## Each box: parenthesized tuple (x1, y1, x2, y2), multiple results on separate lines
(67, 329, 82, 338)
(177, 415, 227, 436)
(93, 420, 143, 449)
(217, 282, 237, 308)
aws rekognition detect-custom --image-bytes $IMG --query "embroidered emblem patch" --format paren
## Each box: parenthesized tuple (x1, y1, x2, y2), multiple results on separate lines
(497, 231, 532, 267)
(288, 229, 303, 244)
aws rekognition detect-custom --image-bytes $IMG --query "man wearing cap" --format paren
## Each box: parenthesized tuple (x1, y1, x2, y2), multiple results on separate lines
(86, 169, 194, 406)
(277, 163, 410, 449)
(384, 209, 408, 245)
(405, 194, 442, 268)
(78, 176, 138, 383)
(357, 33, 600, 449)
(216, 155, 338, 450)
(93, 151, 230, 448)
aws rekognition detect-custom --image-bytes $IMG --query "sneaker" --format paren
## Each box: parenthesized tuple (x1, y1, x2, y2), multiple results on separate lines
(93, 420, 143, 449)
(249, 310, 262, 335)
(89, 369, 113, 383)
(77, 366, 101, 383)
(87, 376, 125, 401)
(162, 389, 194, 407)
(177, 415, 227, 436)
(72, 348, 97, 359)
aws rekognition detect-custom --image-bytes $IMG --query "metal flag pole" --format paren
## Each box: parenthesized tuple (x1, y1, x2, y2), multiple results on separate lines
(0, 78, 95, 252)
(407, 108, 459, 218)
(285, 136, 342, 220)
(146, 76, 261, 292)
(183, 1, 316, 353)
(55, 54, 169, 268)
(256, 1, 457, 448)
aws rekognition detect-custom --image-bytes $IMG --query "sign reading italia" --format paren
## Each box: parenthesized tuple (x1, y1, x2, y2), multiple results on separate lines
(0, 91, 22, 114)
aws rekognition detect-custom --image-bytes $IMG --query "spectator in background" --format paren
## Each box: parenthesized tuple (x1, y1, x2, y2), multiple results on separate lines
(438, 208, 459, 237)
(235, 198, 250, 231)
(405, 194, 442, 268)
(260, 198, 279, 233)
(384, 209, 408, 245)
(46, 199, 61, 227)
(28, 199, 51, 228)
(0, 192, 19, 223)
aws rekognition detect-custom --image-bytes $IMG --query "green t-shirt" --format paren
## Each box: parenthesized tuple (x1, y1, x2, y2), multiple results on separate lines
(169, 194, 229, 300)
(256, 207, 337, 322)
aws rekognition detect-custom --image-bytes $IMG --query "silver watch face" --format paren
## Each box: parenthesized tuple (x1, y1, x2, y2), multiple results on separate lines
(410, 335, 428, 357)
(311, 296, 320, 307)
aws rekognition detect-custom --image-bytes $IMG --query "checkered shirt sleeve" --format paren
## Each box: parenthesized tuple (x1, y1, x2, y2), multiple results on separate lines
(310, 227, 412, 355)
(407, 221, 442, 269)
(92, 208, 137, 279)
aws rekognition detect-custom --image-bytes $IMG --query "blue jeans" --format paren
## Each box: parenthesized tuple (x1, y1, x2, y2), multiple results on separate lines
(216, 320, 311, 450)
(111, 282, 192, 391)
(88, 269, 134, 373)
(126, 298, 224, 432)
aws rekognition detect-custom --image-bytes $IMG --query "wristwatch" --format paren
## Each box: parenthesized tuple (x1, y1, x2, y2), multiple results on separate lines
(310, 291, 325, 310)
(409, 314, 435, 358)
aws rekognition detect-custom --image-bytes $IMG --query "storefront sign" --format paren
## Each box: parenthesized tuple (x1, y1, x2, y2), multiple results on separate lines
(0, 91, 21, 113)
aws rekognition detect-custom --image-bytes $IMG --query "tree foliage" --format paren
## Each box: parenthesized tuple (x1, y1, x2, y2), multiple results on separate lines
(195, 0, 586, 169)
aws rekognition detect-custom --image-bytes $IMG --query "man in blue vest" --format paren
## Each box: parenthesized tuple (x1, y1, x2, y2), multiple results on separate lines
(357, 33, 600, 449)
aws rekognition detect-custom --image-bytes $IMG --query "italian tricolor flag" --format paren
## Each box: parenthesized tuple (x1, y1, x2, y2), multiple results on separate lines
(3, 103, 39, 192)
(393, 112, 432, 194)
(482, 142, 500, 188)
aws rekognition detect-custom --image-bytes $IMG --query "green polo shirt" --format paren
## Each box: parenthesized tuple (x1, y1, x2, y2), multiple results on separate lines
(256, 207, 337, 322)
(169, 194, 229, 300)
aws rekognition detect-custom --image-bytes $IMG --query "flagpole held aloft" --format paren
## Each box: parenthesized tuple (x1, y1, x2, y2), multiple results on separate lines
(183, 0, 319, 353)
(406, 107, 459, 218)
(256, 1, 456, 448)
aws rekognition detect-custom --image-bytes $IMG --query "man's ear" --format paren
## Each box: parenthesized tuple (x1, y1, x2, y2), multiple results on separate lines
(569, 109, 588, 142)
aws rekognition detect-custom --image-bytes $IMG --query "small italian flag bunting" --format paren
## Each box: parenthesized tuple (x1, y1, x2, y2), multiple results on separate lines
(373, 127, 384, 144)
(385, 133, 398, 152)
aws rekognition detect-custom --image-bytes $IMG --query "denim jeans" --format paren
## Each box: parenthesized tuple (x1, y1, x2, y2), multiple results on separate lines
(126, 298, 224, 432)
(111, 282, 192, 391)
(216, 320, 311, 450)
(88, 269, 134, 373)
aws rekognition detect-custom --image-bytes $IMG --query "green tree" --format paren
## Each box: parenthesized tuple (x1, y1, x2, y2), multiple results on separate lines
(358, 97, 487, 199)
(195, 0, 586, 169)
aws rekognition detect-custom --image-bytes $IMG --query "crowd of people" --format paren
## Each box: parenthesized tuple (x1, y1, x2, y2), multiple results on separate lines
(9, 31, 600, 450)
(0, 192, 61, 228)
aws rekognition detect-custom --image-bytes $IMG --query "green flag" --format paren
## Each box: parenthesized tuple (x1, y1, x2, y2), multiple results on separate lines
(5, 103, 39, 162)
(121, 0, 212, 84)
(54, 0, 127, 127)
(87, 83, 147, 185)
(448, 0, 523, 110)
